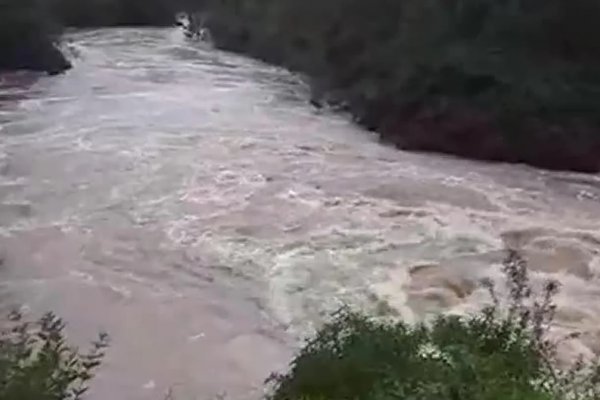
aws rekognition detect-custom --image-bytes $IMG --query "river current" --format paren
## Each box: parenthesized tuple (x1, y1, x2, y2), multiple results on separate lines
(1, 28, 600, 399)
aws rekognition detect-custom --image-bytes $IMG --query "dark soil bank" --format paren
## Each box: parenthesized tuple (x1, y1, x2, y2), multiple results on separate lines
(0, 0, 179, 74)
(197, 0, 600, 173)
(0, 0, 71, 74)
(0, 42, 71, 75)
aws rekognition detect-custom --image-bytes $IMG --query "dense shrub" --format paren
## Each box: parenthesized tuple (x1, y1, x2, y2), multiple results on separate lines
(196, 0, 600, 172)
(0, 312, 108, 400)
(267, 251, 600, 400)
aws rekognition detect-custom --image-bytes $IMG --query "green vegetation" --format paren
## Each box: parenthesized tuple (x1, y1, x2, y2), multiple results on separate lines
(195, 0, 600, 172)
(267, 251, 600, 400)
(0, 312, 108, 400)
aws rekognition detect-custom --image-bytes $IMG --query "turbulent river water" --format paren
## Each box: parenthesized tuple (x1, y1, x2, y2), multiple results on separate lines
(1, 28, 600, 399)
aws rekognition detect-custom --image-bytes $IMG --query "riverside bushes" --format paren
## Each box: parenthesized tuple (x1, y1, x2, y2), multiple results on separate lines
(267, 251, 600, 400)
(0, 312, 108, 400)
(197, 0, 600, 172)
(2, 254, 600, 399)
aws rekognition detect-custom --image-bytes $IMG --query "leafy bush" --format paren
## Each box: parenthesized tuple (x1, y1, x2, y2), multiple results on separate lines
(266, 251, 600, 400)
(0, 312, 108, 400)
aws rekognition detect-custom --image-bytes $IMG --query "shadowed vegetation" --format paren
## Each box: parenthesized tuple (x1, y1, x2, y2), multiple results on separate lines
(0, 312, 108, 400)
(0, 0, 181, 73)
(3, 0, 600, 170)
(0, 0, 70, 73)
(194, 0, 600, 172)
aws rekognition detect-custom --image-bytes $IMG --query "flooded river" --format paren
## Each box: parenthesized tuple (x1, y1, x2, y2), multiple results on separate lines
(1, 28, 600, 399)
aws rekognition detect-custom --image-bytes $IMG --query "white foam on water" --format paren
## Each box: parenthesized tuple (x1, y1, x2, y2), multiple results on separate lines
(1, 27, 600, 399)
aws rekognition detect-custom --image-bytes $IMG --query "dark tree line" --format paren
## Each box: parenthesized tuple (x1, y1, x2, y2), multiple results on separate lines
(197, 0, 600, 172)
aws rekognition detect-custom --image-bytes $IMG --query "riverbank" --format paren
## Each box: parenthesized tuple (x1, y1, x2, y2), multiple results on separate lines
(0, 0, 71, 74)
(197, 0, 600, 173)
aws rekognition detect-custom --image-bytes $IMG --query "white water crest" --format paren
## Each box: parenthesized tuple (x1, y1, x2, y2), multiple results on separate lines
(1, 28, 600, 399)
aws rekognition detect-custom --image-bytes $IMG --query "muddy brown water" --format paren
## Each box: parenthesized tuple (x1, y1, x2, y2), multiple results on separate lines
(1, 28, 600, 399)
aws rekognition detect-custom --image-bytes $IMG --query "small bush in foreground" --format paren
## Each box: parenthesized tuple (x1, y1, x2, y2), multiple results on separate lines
(267, 251, 600, 400)
(0, 312, 108, 400)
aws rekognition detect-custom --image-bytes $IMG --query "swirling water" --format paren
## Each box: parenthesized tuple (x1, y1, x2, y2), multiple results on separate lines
(1, 28, 600, 399)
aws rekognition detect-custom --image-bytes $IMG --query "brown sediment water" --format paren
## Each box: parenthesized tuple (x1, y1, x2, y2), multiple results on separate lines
(1, 28, 600, 399)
